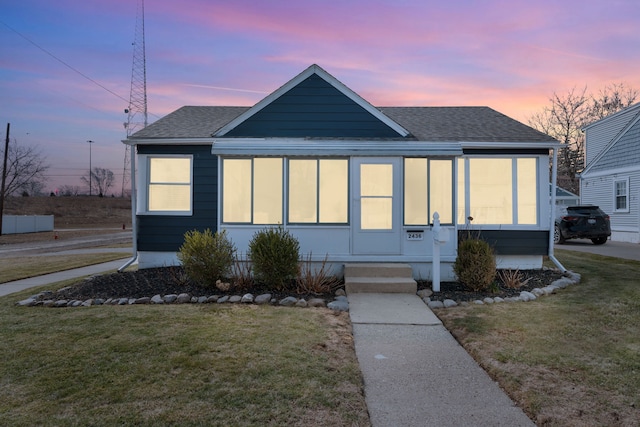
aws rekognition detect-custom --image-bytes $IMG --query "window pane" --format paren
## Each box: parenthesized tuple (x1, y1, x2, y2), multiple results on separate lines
(457, 158, 466, 224)
(517, 158, 537, 224)
(149, 158, 191, 183)
(469, 159, 512, 224)
(361, 164, 392, 196)
(404, 158, 427, 225)
(430, 160, 453, 224)
(253, 158, 282, 224)
(319, 159, 348, 223)
(223, 159, 251, 222)
(289, 159, 317, 223)
(149, 184, 191, 211)
(361, 198, 392, 229)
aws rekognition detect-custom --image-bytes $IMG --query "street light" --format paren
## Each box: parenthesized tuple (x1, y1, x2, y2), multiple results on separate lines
(87, 140, 95, 196)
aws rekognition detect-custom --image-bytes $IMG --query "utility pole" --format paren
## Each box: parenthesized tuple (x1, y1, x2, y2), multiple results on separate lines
(0, 123, 10, 236)
(87, 140, 94, 196)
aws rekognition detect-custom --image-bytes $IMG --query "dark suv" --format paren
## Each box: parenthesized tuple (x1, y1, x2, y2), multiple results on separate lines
(554, 205, 611, 245)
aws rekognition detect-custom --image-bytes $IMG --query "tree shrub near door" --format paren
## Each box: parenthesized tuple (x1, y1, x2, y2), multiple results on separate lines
(453, 238, 496, 291)
(248, 227, 300, 292)
(178, 229, 236, 286)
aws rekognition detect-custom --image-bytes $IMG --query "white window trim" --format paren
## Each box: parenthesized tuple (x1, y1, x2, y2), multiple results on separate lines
(137, 154, 193, 216)
(613, 177, 630, 213)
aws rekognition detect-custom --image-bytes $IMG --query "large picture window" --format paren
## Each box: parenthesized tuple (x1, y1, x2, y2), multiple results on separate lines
(222, 158, 283, 224)
(404, 158, 453, 225)
(457, 157, 538, 225)
(289, 159, 348, 223)
(145, 156, 192, 214)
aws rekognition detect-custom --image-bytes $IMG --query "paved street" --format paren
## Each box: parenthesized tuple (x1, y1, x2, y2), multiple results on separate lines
(555, 239, 640, 261)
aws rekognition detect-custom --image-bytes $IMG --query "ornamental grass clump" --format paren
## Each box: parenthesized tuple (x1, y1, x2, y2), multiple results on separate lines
(453, 238, 496, 291)
(248, 226, 300, 292)
(177, 229, 236, 286)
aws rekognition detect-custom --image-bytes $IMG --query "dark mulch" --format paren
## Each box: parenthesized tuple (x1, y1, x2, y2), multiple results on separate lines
(423, 268, 566, 302)
(51, 266, 567, 304)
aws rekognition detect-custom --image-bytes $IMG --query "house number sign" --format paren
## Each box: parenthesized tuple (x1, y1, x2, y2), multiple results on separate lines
(406, 231, 424, 240)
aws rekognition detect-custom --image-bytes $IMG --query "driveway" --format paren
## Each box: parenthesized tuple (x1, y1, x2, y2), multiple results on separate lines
(554, 239, 640, 261)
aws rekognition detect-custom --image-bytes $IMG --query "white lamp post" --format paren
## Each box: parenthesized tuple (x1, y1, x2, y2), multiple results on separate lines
(87, 140, 95, 196)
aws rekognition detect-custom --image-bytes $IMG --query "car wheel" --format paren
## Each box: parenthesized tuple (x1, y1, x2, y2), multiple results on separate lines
(591, 237, 607, 245)
(553, 225, 565, 244)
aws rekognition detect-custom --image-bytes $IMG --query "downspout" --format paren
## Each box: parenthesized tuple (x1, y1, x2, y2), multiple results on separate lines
(548, 146, 567, 272)
(119, 144, 138, 272)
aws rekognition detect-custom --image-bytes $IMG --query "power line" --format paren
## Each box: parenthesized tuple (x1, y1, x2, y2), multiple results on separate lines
(1, 20, 130, 104)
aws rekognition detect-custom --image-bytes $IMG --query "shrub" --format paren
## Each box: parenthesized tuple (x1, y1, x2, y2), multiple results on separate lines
(177, 229, 236, 286)
(497, 269, 532, 289)
(453, 238, 496, 291)
(248, 226, 300, 292)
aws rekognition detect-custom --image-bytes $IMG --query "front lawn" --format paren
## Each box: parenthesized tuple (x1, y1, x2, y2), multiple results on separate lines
(0, 291, 369, 426)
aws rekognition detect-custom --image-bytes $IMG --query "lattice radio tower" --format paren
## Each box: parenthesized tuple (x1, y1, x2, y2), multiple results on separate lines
(122, 0, 148, 197)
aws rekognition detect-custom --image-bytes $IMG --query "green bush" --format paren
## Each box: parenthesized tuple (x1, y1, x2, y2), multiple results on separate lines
(177, 229, 236, 286)
(248, 226, 300, 292)
(453, 238, 496, 291)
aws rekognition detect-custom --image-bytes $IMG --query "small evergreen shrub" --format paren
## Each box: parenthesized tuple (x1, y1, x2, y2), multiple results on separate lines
(177, 229, 236, 286)
(248, 226, 300, 292)
(453, 238, 496, 291)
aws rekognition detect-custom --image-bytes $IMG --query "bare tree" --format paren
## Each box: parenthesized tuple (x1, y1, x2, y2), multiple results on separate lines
(58, 184, 81, 196)
(528, 83, 638, 194)
(81, 167, 115, 197)
(0, 141, 50, 197)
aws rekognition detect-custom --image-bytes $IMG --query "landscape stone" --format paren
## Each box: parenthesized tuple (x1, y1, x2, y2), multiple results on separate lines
(54, 300, 68, 307)
(190, 297, 198, 303)
(443, 299, 457, 308)
(335, 295, 348, 303)
(335, 289, 346, 297)
(176, 293, 191, 303)
(42, 300, 55, 307)
(531, 288, 545, 296)
(81, 299, 93, 307)
(473, 300, 484, 305)
(483, 297, 494, 304)
(229, 295, 242, 303)
(254, 294, 272, 304)
(308, 298, 326, 307)
(279, 296, 298, 306)
(217, 295, 229, 304)
(427, 300, 444, 309)
(417, 288, 433, 298)
(16, 298, 37, 307)
(72, 300, 83, 307)
(551, 277, 572, 289)
(151, 295, 164, 304)
(134, 297, 151, 304)
(519, 291, 536, 302)
(163, 294, 177, 303)
(128, 298, 136, 305)
(295, 299, 308, 308)
(206, 295, 219, 303)
(241, 294, 254, 303)
(94, 298, 104, 305)
(327, 300, 349, 312)
(493, 297, 504, 303)
(197, 296, 208, 304)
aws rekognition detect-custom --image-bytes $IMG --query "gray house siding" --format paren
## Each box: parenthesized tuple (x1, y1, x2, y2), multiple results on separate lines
(584, 106, 640, 165)
(587, 119, 640, 173)
(458, 230, 549, 256)
(137, 145, 217, 252)
(225, 74, 403, 138)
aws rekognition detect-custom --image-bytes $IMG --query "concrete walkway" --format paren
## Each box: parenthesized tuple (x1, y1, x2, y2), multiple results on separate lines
(0, 258, 130, 298)
(348, 293, 534, 427)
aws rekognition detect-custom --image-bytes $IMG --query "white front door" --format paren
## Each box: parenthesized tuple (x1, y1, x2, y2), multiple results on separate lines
(352, 157, 402, 254)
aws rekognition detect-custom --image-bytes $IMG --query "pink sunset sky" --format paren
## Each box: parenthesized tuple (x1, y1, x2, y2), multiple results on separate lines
(1, 0, 639, 194)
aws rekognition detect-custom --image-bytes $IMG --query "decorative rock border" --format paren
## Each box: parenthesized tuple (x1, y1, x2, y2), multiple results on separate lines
(17, 288, 351, 312)
(421, 271, 581, 309)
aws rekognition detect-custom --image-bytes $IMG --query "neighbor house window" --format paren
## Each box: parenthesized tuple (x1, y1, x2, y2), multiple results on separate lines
(145, 156, 192, 214)
(288, 159, 348, 223)
(458, 157, 539, 225)
(404, 158, 453, 225)
(614, 178, 629, 212)
(222, 158, 283, 224)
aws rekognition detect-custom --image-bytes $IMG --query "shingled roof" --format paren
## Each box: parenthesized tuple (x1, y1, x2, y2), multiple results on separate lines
(129, 105, 555, 143)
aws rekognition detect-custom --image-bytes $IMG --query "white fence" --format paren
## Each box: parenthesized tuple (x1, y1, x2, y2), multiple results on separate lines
(1, 215, 54, 235)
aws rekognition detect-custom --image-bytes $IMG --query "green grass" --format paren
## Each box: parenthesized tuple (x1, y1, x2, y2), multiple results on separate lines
(437, 249, 640, 426)
(0, 286, 369, 426)
(0, 253, 127, 283)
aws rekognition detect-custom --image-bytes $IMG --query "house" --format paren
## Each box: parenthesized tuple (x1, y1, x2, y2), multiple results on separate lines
(123, 64, 561, 280)
(551, 184, 580, 209)
(580, 102, 640, 243)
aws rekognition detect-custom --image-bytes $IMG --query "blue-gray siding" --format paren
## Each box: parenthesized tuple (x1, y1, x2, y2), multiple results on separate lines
(225, 74, 403, 138)
(588, 119, 640, 173)
(137, 145, 217, 251)
(458, 230, 549, 256)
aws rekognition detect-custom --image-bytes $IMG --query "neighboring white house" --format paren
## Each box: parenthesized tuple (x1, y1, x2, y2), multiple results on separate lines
(551, 184, 579, 209)
(580, 102, 640, 243)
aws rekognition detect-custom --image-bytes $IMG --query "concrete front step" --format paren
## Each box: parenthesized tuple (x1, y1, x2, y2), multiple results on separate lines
(344, 263, 413, 279)
(344, 263, 417, 294)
